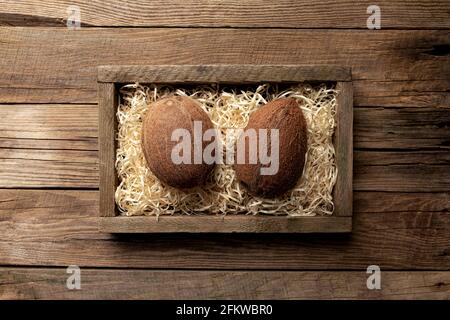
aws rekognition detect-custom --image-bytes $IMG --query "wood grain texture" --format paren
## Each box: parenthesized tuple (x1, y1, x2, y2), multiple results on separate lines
(1, 268, 449, 300)
(98, 65, 352, 83)
(334, 82, 353, 216)
(1, 105, 448, 189)
(355, 151, 450, 166)
(0, 28, 448, 103)
(0, 0, 449, 300)
(354, 107, 450, 149)
(0, 104, 97, 150)
(1, 0, 449, 29)
(354, 80, 450, 108)
(0, 148, 98, 188)
(99, 216, 352, 233)
(0, 189, 448, 269)
(98, 83, 117, 216)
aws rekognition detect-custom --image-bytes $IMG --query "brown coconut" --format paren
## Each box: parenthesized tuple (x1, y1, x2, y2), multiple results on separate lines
(141, 96, 215, 189)
(234, 98, 308, 198)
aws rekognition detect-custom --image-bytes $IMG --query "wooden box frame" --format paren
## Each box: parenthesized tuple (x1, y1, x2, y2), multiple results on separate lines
(98, 65, 353, 233)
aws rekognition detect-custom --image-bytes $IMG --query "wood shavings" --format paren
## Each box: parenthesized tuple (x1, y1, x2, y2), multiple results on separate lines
(115, 83, 337, 216)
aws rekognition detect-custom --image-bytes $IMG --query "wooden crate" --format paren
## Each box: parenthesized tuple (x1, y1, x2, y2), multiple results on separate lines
(98, 65, 353, 233)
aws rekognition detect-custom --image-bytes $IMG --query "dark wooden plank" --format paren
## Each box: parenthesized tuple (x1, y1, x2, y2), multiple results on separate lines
(356, 151, 450, 166)
(354, 150, 450, 192)
(98, 65, 352, 83)
(1, 268, 449, 300)
(0, 28, 448, 103)
(354, 192, 450, 213)
(354, 80, 450, 108)
(0, 190, 448, 269)
(99, 216, 352, 233)
(98, 83, 117, 217)
(354, 166, 450, 193)
(1, 0, 449, 29)
(0, 104, 99, 188)
(334, 82, 353, 216)
(354, 107, 450, 149)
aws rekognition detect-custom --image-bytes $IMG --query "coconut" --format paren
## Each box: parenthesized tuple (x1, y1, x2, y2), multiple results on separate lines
(141, 96, 215, 188)
(234, 98, 308, 198)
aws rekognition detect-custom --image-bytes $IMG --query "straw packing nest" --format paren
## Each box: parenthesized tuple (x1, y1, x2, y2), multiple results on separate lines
(115, 83, 338, 216)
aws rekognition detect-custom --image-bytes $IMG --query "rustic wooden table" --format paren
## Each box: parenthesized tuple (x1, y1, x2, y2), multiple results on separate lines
(0, 1, 449, 300)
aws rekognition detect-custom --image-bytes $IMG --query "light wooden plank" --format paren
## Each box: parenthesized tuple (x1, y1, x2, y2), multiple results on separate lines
(99, 216, 352, 233)
(355, 151, 450, 166)
(0, 28, 448, 103)
(2, 149, 446, 190)
(1, 0, 449, 29)
(354, 191, 450, 213)
(354, 151, 450, 192)
(98, 65, 352, 83)
(3, 105, 448, 152)
(0, 214, 448, 269)
(0, 104, 97, 150)
(0, 190, 448, 269)
(1, 268, 449, 300)
(98, 83, 117, 216)
(0, 148, 98, 188)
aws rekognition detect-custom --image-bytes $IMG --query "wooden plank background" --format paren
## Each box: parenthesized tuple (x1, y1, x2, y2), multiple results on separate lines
(0, 0, 449, 299)
(1, 269, 448, 300)
(1, 0, 449, 29)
